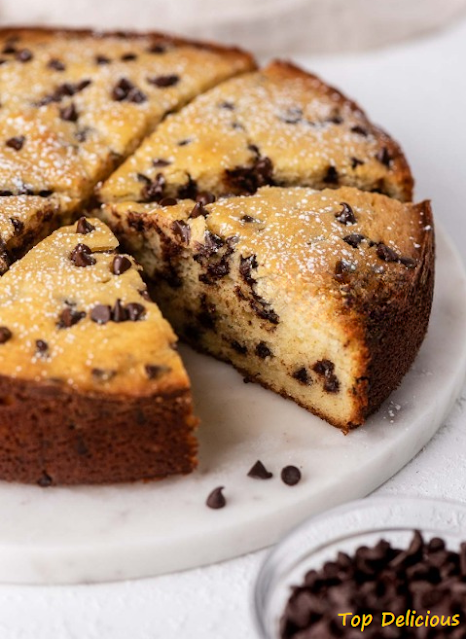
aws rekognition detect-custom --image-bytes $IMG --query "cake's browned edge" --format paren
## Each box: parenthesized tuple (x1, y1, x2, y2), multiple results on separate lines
(0, 375, 199, 485)
(266, 60, 414, 202)
(355, 200, 435, 425)
(0, 26, 256, 67)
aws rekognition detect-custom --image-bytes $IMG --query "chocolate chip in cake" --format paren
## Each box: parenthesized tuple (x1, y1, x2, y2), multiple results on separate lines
(0, 326, 12, 344)
(76, 217, 95, 234)
(351, 157, 364, 169)
(189, 202, 208, 219)
(376, 243, 399, 262)
(145, 364, 171, 379)
(47, 58, 65, 71)
(111, 78, 147, 103)
(2, 43, 17, 55)
(111, 299, 128, 323)
(59, 102, 79, 122)
(111, 255, 131, 275)
(292, 367, 311, 385)
(147, 43, 168, 54)
(241, 215, 257, 223)
(324, 165, 339, 184)
(177, 138, 192, 147)
(377, 146, 392, 167)
(126, 303, 146, 321)
(121, 52, 137, 61)
(206, 486, 226, 509)
(334, 260, 356, 283)
(95, 54, 111, 64)
(57, 307, 86, 328)
(313, 359, 340, 393)
(147, 74, 180, 87)
(399, 256, 417, 269)
(343, 233, 365, 249)
(35, 339, 48, 355)
(159, 197, 178, 207)
(248, 460, 273, 480)
(6, 136, 25, 151)
(177, 175, 198, 199)
(239, 254, 258, 285)
(281, 466, 301, 486)
(335, 202, 357, 225)
(231, 340, 248, 355)
(219, 100, 235, 110)
(255, 342, 273, 359)
(70, 243, 96, 267)
(279, 106, 303, 124)
(351, 125, 368, 136)
(152, 158, 171, 168)
(37, 473, 53, 487)
(141, 172, 165, 202)
(16, 48, 33, 62)
(171, 220, 191, 245)
(90, 304, 111, 325)
(91, 368, 116, 382)
(196, 191, 216, 206)
(10, 217, 24, 235)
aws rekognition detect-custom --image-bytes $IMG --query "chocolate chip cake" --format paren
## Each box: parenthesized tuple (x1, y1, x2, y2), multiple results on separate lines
(0, 28, 254, 199)
(0, 27, 434, 484)
(99, 186, 434, 430)
(0, 217, 197, 485)
(98, 61, 413, 205)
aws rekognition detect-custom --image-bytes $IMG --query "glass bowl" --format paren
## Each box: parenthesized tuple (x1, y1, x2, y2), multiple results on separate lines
(253, 496, 466, 638)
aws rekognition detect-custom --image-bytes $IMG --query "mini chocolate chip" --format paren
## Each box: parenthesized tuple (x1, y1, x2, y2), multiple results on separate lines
(141, 172, 165, 202)
(70, 243, 96, 267)
(206, 486, 226, 509)
(59, 102, 78, 122)
(219, 101, 235, 110)
(343, 233, 365, 248)
(241, 215, 256, 223)
(6, 136, 25, 151)
(47, 58, 65, 71)
(111, 299, 128, 323)
(255, 342, 273, 359)
(139, 288, 151, 301)
(324, 166, 339, 184)
(196, 191, 216, 205)
(147, 74, 179, 87)
(313, 360, 340, 393)
(159, 197, 178, 206)
(376, 243, 399, 262)
(145, 364, 171, 379)
(152, 158, 171, 167)
(147, 43, 167, 54)
(16, 49, 33, 62)
(35, 339, 48, 355)
(90, 304, 111, 324)
(334, 260, 356, 282)
(37, 473, 52, 487)
(189, 202, 208, 219)
(111, 77, 146, 103)
(248, 460, 273, 479)
(57, 307, 86, 328)
(0, 327, 12, 343)
(231, 340, 247, 355)
(111, 255, 131, 275)
(292, 367, 311, 385)
(335, 202, 357, 225)
(351, 157, 364, 169)
(377, 146, 392, 167)
(178, 139, 191, 147)
(95, 54, 111, 64)
(91, 368, 116, 382)
(351, 125, 368, 136)
(10, 217, 24, 234)
(76, 217, 95, 234)
(121, 52, 137, 61)
(2, 43, 17, 55)
(279, 106, 303, 124)
(281, 466, 301, 486)
(399, 256, 417, 269)
(126, 303, 146, 321)
(171, 220, 191, 245)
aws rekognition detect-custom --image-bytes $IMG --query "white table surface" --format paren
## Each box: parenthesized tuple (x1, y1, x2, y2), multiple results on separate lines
(1, 18, 466, 639)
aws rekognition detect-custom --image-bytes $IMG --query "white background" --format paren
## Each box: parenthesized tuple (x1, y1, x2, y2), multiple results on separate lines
(1, 17, 466, 639)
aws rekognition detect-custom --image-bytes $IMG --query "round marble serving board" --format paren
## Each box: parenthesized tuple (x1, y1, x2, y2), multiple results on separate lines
(1, 226, 465, 585)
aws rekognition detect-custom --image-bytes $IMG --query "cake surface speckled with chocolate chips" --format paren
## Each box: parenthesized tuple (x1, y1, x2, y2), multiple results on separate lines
(99, 60, 413, 205)
(100, 186, 434, 430)
(0, 217, 198, 485)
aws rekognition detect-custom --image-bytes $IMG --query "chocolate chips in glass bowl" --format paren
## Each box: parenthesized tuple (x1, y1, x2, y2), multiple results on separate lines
(280, 530, 466, 638)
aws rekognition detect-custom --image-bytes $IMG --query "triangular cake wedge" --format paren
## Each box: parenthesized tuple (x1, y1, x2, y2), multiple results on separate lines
(0, 194, 79, 274)
(0, 217, 197, 485)
(99, 61, 413, 205)
(0, 28, 255, 198)
(99, 186, 433, 430)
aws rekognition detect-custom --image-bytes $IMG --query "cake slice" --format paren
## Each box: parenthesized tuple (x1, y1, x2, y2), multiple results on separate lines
(0, 194, 78, 274)
(0, 216, 197, 485)
(99, 186, 433, 430)
(0, 28, 255, 198)
(99, 61, 413, 205)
